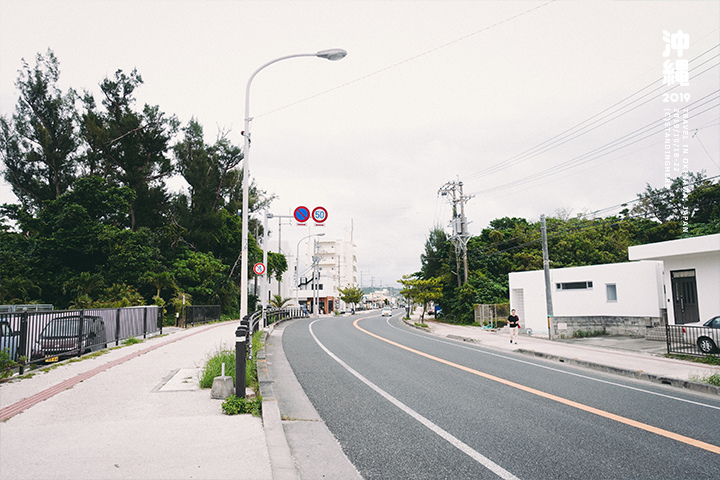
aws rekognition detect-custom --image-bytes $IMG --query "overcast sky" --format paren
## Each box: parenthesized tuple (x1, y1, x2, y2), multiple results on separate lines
(1, 0, 718, 289)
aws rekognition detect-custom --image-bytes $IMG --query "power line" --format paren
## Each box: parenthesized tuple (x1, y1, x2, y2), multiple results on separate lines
(463, 47, 719, 182)
(254, 1, 557, 119)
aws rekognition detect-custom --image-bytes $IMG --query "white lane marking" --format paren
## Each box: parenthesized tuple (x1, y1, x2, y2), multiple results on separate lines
(386, 318, 720, 410)
(309, 320, 521, 480)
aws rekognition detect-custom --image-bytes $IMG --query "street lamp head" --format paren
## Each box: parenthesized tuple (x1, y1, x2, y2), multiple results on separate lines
(316, 49, 347, 61)
(318, 233, 326, 236)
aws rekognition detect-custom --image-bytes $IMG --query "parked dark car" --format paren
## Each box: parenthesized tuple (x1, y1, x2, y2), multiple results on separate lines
(682, 316, 720, 354)
(33, 315, 107, 361)
(0, 320, 20, 361)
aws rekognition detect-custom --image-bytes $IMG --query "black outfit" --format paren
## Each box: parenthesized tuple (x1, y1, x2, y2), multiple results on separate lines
(508, 314, 519, 328)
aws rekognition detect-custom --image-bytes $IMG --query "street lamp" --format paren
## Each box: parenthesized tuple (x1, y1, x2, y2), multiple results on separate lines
(295, 233, 325, 307)
(240, 49, 347, 320)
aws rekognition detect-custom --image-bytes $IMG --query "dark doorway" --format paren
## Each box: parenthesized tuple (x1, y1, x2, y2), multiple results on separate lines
(671, 270, 699, 324)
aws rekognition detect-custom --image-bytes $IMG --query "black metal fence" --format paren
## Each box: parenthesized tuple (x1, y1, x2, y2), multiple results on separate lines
(186, 305, 221, 327)
(666, 324, 720, 357)
(0, 306, 161, 373)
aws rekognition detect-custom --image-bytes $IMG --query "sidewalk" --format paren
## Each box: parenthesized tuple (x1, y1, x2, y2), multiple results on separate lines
(0, 321, 272, 480)
(407, 314, 720, 395)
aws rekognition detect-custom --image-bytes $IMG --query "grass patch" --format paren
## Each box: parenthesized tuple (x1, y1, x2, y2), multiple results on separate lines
(664, 353, 720, 365)
(199, 347, 236, 389)
(689, 372, 720, 386)
(573, 329, 608, 338)
(122, 337, 143, 346)
(199, 331, 263, 392)
(414, 322, 429, 328)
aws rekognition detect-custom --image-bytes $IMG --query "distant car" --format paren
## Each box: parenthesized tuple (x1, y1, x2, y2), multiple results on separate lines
(682, 316, 720, 354)
(34, 315, 107, 361)
(0, 320, 19, 361)
(381, 307, 392, 317)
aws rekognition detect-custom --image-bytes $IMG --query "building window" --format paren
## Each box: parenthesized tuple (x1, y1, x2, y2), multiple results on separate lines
(606, 284, 617, 302)
(556, 281, 593, 290)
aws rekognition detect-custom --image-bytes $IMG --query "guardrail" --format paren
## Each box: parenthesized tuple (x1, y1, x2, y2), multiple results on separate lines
(666, 324, 720, 358)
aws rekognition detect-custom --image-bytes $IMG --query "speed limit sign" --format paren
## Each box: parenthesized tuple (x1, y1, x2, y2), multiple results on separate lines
(312, 206, 328, 225)
(253, 262, 266, 275)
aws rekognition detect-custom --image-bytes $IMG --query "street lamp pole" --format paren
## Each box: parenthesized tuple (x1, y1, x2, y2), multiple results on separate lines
(240, 49, 347, 320)
(295, 233, 325, 307)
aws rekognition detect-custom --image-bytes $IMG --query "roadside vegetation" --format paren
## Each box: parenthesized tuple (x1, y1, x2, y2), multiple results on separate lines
(400, 174, 718, 325)
(199, 330, 263, 416)
(0, 50, 289, 316)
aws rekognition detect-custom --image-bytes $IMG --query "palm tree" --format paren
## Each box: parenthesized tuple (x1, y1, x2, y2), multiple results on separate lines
(269, 294, 293, 309)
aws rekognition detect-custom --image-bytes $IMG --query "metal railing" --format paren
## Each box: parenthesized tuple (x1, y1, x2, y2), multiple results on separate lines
(666, 324, 720, 357)
(0, 306, 161, 373)
(186, 305, 221, 327)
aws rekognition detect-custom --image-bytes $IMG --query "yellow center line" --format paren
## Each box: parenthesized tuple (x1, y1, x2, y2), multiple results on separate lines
(353, 318, 720, 455)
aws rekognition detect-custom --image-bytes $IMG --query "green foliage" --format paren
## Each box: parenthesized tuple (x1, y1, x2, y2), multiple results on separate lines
(122, 337, 143, 346)
(573, 329, 608, 338)
(398, 275, 443, 321)
(1, 349, 19, 379)
(221, 395, 262, 416)
(269, 295, 293, 309)
(200, 347, 236, 389)
(338, 284, 364, 310)
(1, 49, 80, 211)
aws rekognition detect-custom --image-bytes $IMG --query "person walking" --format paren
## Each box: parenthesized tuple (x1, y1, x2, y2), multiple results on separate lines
(508, 309, 520, 344)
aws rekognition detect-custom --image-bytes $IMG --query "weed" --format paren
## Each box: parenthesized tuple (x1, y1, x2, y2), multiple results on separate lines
(122, 337, 143, 346)
(689, 373, 720, 386)
(221, 394, 262, 416)
(199, 347, 236, 389)
(414, 323, 429, 328)
(665, 354, 720, 366)
(573, 330, 608, 338)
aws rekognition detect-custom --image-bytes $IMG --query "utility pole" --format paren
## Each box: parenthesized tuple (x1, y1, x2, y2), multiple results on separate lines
(439, 179, 473, 285)
(541, 214, 554, 339)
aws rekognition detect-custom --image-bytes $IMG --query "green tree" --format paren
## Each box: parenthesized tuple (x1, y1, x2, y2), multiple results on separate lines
(81, 69, 179, 230)
(338, 284, 364, 313)
(1, 49, 80, 211)
(398, 275, 443, 321)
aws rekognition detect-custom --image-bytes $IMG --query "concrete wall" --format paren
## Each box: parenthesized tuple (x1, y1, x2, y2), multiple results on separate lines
(549, 315, 661, 338)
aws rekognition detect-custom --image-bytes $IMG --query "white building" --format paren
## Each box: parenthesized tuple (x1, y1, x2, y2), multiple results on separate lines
(509, 261, 665, 338)
(295, 237, 358, 313)
(628, 233, 720, 325)
(508, 233, 720, 338)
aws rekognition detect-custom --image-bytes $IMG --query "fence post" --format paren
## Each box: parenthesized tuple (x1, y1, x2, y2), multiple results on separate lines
(77, 310, 85, 358)
(143, 307, 148, 339)
(115, 308, 121, 346)
(235, 320, 248, 399)
(665, 323, 671, 355)
(18, 312, 28, 375)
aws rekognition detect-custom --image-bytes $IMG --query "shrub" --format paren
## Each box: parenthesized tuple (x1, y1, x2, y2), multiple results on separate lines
(1, 349, 19, 379)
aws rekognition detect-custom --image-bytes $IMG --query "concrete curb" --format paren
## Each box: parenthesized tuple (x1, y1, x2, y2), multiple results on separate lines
(258, 320, 300, 480)
(515, 349, 720, 396)
(401, 317, 719, 396)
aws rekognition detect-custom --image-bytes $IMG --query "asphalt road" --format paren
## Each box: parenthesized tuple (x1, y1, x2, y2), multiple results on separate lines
(282, 311, 720, 480)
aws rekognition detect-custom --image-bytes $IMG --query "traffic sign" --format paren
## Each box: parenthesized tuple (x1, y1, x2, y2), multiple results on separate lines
(253, 262, 266, 275)
(294, 206, 310, 224)
(312, 206, 328, 224)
